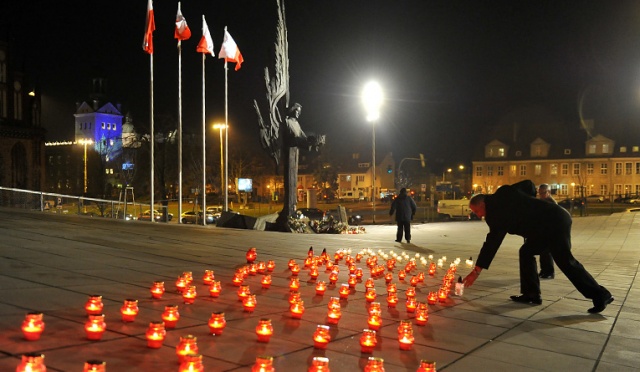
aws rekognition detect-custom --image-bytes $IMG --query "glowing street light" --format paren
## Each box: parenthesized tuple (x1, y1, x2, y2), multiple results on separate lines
(362, 81, 383, 224)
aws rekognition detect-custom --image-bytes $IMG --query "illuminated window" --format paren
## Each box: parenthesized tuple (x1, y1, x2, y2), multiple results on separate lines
(534, 164, 541, 176)
(550, 164, 558, 175)
(586, 163, 594, 175)
(498, 148, 505, 157)
(476, 166, 482, 176)
(519, 165, 526, 176)
(625, 163, 632, 175)
(615, 162, 622, 175)
(600, 163, 607, 175)
(602, 144, 609, 153)
(561, 164, 569, 175)
(487, 166, 493, 176)
(101, 122, 105, 129)
(620, 146, 627, 153)
(600, 185, 608, 195)
(572, 163, 580, 175)
(510, 165, 516, 176)
(588, 144, 596, 154)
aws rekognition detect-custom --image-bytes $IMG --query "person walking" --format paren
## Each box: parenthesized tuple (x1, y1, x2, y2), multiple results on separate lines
(537, 183, 556, 279)
(462, 181, 613, 313)
(389, 188, 417, 243)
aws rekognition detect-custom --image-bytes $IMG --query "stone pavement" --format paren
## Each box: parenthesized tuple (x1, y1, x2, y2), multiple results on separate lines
(0, 208, 638, 371)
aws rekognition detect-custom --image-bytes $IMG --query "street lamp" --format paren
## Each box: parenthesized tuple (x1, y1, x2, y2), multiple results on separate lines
(78, 139, 93, 195)
(213, 123, 228, 206)
(362, 81, 383, 224)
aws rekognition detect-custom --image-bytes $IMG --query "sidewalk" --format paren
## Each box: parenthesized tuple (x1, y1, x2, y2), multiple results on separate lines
(0, 208, 638, 371)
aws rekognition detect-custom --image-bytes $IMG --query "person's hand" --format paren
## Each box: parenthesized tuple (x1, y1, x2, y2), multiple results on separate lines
(463, 266, 482, 287)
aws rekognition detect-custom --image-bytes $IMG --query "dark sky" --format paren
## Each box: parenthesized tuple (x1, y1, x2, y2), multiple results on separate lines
(3, 1, 640, 167)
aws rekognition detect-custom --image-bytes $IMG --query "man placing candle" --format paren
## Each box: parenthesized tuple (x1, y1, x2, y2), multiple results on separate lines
(463, 180, 613, 313)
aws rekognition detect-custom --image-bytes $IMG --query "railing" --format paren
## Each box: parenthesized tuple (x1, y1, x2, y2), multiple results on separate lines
(0, 186, 141, 220)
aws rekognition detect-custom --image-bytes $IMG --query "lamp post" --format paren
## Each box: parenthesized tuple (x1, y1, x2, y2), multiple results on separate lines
(78, 139, 93, 195)
(213, 124, 227, 207)
(362, 81, 383, 224)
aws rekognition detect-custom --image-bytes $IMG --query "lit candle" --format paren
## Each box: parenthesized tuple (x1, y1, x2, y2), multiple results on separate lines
(182, 271, 194, 283)
(243, 295, 257, 312)
(325, 260, 334, 271)
(348, 274, 357, 288)
(398, 270, 406, 281)
(308, 246, 315, 258)
(417, 360, 437, 372)
(209, 280, 222, 297)
(203, 270, 215, 285)
(428, 262, 437, 276)
(255, 318, 274, 342)
(386, 258, 395, 271)
(328, 271, 338, 284)
(410, 275, 419, 287)
(438, 288, 448, 303)
(309, 266, 319, 280)
(252, 356, 274, 372)
(290, 300, 305, 319)
(289, 277, 300, 291)
(290, 264, 301, 276)
(386, 292, 398, 308)
(84, 314, 106, 341)
(336, 283, 349, 299)
(365, 287, 377, 302)
(83, 359, 106, 372)
(327, 304, 342, 324)
(368, 302, 382, 316)
(237, 284, 251, 301)
(176, 335, 199, 364)
(150, 281, 165, 299)
(364, 278, 375, 289)
(162, 304, 180, 328)
(367, 314, 382, 331)
(261, 274, 272, 289)
(257, 261, 267, 274)
(355, 253, 363, 262)
(21, 312, 45, 341)
(179, 353, 204, 372)
(304, 257, 314, 268)
(309, 356, 330, 372)
(384, 273, 393, 284)
(175, 276, 188, 293)
(208, 312, 226, 336)
(387, 283, 397, 294)
(437, 259, 444, 268)
(417, 271, 425, 283)
(406, 298, 417, 313)
(288, 259, 297, 269)
(16, 353, 46, 372)
(182, 286, 197, 305)
(360, 329, 377, 353)
(427, 291, 437, 305)
(85, 295, 103, 316)
(288, 289, 301, 304)
(405, 287, 416, 299)
(455, 276, 464, 296)
(315, 281, 327, 295)
(267, 260, 276, 272)
(232, 273, 244, 286)
(247, 263, 257, 276)
(398, 331, 415, 350)
(313, 325, 331, 349)
(246, 247, 257, 263)
(146, 321, 166, 348)
(415, 302, 429, 325)
(120, 299, 139, 322)
(355, 268, 364, 279)
(364, 357, 385, 372)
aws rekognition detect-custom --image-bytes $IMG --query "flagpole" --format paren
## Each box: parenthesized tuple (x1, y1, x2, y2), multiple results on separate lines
(202, 47, 207, 225)
(178, 38, 183, 223)
(150, 53, 155, 222)
(224, 58, 229, 212)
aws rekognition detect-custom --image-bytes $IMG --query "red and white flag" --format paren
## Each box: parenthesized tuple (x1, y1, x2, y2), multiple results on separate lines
(174, 2, 191, 41)
(218, 29, 244, 71)
(142, 0, 155, 54)
(196, 17, 214, 56)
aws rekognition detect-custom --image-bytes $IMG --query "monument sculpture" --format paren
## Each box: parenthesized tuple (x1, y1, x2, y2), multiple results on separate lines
(254, 0, 325, 230)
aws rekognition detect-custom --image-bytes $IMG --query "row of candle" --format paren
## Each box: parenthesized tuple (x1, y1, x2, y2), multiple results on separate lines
(16, 353, 106, 372)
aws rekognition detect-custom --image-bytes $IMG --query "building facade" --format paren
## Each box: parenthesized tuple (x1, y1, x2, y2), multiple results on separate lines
(337, 152, 396, 201)
(0, 41, 46, 191)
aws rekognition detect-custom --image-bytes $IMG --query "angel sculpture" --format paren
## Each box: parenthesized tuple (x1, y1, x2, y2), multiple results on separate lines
(254, 0, 325, 229)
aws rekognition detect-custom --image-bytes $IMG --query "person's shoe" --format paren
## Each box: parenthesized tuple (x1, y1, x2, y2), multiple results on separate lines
(406, 240, 411, 244)
(588, 294, 614, 314)
(510, 294, 542, 305)
(394, 240, 401, 243)
(539, 272, 554, 279)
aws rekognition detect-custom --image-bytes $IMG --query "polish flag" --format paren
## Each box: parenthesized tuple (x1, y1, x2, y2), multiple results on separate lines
(174, 2, 191, 41)
(142, 0, 155, 54)
(218, 29, 244, 71)
(196, 17, 214, 56)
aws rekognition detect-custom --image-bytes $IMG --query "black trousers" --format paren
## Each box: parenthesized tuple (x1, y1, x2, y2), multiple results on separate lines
(396, 221, 411, 242)
(518, 221, 608, 300)
(539, 250, 555, 275)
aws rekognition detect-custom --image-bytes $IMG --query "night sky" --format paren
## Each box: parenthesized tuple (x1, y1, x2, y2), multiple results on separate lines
(3, 1, 640, 167)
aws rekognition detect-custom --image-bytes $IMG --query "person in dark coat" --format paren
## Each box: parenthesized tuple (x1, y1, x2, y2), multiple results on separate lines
(462, 180, 613, 313)
(389, 188, 417, 243)
(536, 183, 557, 279)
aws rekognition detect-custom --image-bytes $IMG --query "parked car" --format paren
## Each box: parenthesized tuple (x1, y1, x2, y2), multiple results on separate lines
(296, 208, 326, 221)
(585, 194, 605, 203)
(558, 198, 585, 211)
(627, 197, 640, 204)
(138, 209, 174, 222)
(180, 211, 215, 224)
(325, 209, 363, 225)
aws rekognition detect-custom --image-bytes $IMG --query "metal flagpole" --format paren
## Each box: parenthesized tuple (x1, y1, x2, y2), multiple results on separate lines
(202, 51, 207, 225)
(224, 57, 229, 212)
(150, 53, 155, 222)
(178, 38, 183, 223)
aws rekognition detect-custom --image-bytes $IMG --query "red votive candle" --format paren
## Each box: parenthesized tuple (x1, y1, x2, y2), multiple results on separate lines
(85, 295, 103, 316)
(313, 325, 331, 349)
(255, 318, 273, 342)
(360, 329, 377, 353)
(150, 281, 165, 299)
(85, 314, 106, 341)
(176, 334, 199, 363)
(21, 312, 45, 341)
(120, 299, 139, 322)
(162, 304, 180, 328)
(145, 321, 166, 348)
(208, 312, 226, 335)
(209, 280, 222, 297)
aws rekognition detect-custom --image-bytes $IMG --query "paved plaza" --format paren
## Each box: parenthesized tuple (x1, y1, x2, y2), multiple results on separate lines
(0, 208, 638, 371)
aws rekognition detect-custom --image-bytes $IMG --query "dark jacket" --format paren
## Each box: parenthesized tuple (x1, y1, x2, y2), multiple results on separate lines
(476, 182, 571, 269)
(389, 193, 417, 222)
